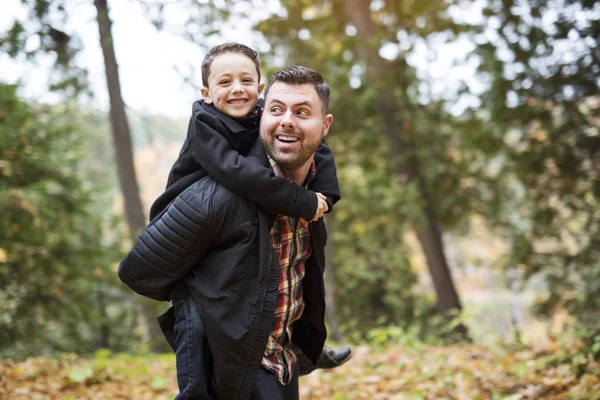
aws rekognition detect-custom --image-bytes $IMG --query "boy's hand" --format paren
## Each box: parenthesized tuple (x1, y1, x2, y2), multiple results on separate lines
(312, 192, 329, 222)
(299, 193, 329, 227)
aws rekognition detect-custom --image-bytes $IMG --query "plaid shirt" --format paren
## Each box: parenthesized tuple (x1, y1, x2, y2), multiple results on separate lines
(261, 156, 317, 384)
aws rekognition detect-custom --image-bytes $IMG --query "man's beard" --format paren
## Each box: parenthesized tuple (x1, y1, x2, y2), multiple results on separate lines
(262, 128, 323, 171)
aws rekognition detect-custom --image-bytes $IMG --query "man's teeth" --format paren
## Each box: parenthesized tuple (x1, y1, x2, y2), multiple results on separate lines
(277, 136, 298, 142)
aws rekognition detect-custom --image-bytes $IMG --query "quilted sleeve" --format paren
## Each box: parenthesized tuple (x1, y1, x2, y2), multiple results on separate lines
(118, 192, 218, 301)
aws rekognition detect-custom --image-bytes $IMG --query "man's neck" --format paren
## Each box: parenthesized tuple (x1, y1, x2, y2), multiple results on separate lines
(268, 155, 315, 186)
(280, 161, 312, 186)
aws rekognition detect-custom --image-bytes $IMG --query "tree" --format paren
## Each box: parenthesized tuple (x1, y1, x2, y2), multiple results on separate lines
(93, 0, 146, 238)
(0, 0, 88, 95)
(92, 0, 171, 349)
(0, 83, 134, 357)
(2, 0, 148, 238)
(471, 0, 600, 326)
(1, 0, 168, 349)
(341, 0, 466, 335)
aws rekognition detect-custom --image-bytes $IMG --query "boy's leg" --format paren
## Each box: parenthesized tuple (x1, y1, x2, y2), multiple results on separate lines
(171, 285, 213, 400)
(295, 345, 352, 376)
(316, 346, 352, 369)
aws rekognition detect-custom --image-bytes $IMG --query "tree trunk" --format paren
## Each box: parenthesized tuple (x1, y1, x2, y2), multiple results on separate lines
(415, 193, 464, 320)
(324, 213, 343, 341)
(97, 288, 110, 348)
(94, 0, 164, 348)
(94, 0, 146, 236)
(344, 0, 467, 337)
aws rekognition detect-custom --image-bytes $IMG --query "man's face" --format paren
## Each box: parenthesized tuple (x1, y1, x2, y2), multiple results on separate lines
(201, 52, 264, 119)
(260, 82, 333, 174)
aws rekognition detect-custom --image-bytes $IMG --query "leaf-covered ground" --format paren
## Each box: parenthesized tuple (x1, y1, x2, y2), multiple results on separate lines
(2, 339, 599, 399)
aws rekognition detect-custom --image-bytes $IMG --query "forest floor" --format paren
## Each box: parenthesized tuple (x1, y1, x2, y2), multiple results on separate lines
(2, 335, 599, 399)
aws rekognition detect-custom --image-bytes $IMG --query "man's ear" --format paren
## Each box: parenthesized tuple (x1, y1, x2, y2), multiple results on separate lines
(322, 114, 333, 137)
(201, 87, 212, 104)
(258, 82, 265, 95)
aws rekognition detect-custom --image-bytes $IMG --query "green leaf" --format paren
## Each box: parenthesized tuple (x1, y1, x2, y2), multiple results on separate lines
(67, 365, 93, 383)
(151, 376, 169, 391)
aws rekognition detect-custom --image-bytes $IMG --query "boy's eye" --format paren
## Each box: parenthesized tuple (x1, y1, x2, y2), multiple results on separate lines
(243, 78, 253, 83)
(219, 80, 230, 85)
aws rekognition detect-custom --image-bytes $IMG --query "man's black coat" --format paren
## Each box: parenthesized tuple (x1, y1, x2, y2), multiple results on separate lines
(118, 140, 328, 400)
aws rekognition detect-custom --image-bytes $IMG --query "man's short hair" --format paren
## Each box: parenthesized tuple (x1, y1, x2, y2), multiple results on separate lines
(263, 66, 331, 115)
(201, 43, 261, 87)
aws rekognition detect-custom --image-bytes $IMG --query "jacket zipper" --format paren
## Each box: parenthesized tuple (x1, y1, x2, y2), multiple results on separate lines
(234, 216, 270, 399)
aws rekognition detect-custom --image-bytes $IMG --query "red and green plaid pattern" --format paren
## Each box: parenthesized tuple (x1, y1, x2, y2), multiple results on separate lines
(261, 156, 315, 384)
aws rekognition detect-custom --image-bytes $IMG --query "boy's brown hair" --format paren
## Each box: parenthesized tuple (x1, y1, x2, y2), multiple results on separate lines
(201, 43, 261, 87)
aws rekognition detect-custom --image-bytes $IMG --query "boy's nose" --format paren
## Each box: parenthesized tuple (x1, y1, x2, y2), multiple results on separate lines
(231, 81, 243, 93)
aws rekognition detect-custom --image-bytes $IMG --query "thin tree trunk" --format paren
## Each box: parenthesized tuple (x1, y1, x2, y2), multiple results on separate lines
(324, 213, 343, 341)
(94, 0, 145, 236)
(344, 0, 467, 337)
(94, 0, 164, 349)
(97, 288, 110, 348)
(415, 196, 464, 319)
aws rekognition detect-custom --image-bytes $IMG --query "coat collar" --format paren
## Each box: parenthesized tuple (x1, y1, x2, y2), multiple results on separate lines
(192, 99, 262, 135)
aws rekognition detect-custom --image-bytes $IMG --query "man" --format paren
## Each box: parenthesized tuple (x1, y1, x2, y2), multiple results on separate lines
(119, 66, 341, 399)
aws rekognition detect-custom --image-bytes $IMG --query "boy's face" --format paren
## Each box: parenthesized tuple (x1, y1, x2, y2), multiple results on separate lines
(201, 52, 264, 119)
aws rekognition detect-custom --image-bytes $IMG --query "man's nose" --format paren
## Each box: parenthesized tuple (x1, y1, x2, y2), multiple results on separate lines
(280, 112, 295, 130)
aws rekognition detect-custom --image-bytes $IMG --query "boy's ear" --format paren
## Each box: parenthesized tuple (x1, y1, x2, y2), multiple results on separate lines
(201, 87, 212, 104)
(258, 82, 265, 95)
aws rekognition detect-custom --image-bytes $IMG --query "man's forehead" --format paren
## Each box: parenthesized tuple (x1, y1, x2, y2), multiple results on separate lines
(265, 82, 318, 104)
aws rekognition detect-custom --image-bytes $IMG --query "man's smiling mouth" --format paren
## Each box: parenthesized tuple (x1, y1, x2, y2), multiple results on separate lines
(277, 135, 299, 143)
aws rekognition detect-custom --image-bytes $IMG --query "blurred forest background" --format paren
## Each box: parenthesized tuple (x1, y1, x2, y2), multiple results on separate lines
(1, 0, 599, 398)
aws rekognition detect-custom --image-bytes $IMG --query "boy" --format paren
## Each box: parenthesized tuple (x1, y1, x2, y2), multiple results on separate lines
(145, 43, 350, 398)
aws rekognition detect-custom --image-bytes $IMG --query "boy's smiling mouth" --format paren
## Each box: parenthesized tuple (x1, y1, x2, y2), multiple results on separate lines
(228, 98, 248, 105)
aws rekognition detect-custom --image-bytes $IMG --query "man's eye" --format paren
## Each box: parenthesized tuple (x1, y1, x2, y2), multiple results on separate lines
(297, 109, 309, 115)
(271, 107, 282, 112)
